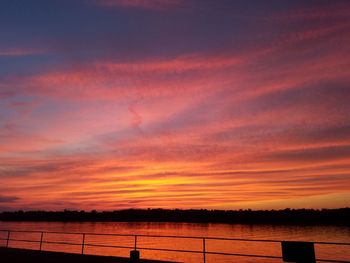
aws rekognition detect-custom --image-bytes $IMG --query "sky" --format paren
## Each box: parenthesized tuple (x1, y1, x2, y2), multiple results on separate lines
(0, 0, 350, 211)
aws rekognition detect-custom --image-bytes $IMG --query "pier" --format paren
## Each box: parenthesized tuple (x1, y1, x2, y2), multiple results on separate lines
(0, 247, 177, 263)
(1, 229, 349, 262)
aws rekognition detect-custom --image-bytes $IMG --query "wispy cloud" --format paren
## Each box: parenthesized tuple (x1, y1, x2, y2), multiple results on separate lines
(0, 0, 349, 210)
(0, 48, 46, 57)
(0, 195, 19, 203)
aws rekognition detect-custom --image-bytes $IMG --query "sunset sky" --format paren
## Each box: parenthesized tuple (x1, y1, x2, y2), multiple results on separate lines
(1, 0, 350, 211)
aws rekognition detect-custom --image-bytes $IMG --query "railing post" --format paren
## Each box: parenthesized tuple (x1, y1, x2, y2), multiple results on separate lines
(81, 233, 85, 255)
(39, 232, 44, 251)
(203, 238, 206, 263)
(130, 235, 140, 263)
(6, 230, 10, 248)
(281, 241, 316, 263)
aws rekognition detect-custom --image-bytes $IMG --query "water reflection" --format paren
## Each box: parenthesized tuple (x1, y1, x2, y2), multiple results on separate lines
(0, 222, 349, 262)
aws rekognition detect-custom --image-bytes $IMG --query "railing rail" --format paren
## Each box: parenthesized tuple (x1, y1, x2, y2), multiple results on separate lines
(0, 229, 349, 263)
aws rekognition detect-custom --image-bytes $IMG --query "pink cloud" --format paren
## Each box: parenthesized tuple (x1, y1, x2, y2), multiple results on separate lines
(1, 2, 350, 210)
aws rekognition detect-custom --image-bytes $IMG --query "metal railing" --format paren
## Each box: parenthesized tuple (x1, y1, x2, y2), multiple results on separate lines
(0, 229, 349, 262)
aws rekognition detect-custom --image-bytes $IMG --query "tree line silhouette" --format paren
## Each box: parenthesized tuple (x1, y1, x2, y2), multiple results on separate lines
(0, 208, 349, 225)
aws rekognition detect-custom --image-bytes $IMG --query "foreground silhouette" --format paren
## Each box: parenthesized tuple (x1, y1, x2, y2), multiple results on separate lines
(0, 247, 176, 263)
(1, 208, 349, 225)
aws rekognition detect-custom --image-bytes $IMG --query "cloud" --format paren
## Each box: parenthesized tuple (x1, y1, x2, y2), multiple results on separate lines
(0, 0, 350, 210)
(262, 145, 350, 164)
(128, 102, 144, 134)
(0, 48, 45, 57)
(0, 195, 19, 203)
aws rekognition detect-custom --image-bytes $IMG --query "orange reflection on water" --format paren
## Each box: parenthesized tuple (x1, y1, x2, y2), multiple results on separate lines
(1, 222, 349, 263)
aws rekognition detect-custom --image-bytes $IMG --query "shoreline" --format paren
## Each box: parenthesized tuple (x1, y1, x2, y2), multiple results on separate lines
(1, 208, 349, 226)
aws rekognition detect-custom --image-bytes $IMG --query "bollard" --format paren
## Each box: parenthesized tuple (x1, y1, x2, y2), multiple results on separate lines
(281, 241, 316, 263)
(130, 250, 140, 263)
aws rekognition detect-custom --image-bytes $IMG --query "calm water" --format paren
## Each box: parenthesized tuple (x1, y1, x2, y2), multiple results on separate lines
(0, 221, 349, 262)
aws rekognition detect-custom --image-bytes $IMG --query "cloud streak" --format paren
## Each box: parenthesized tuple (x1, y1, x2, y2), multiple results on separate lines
(0, 0, 350, 210)
(0, 195, 19, 203)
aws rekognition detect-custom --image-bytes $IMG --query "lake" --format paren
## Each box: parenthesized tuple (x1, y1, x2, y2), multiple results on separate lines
(0, 221, 349, 262)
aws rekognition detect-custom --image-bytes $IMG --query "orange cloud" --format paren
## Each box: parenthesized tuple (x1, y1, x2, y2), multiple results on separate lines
(1, 1, 350, 210)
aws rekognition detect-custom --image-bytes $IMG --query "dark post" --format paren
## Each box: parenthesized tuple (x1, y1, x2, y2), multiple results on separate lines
(203, 238, 206, 263)
(281, 241, 316, 263)
(6, 230, 10, 248)
(130, 235, 140, 263)
(81, 233, 86, 255)
(39, 232, 44, 251)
